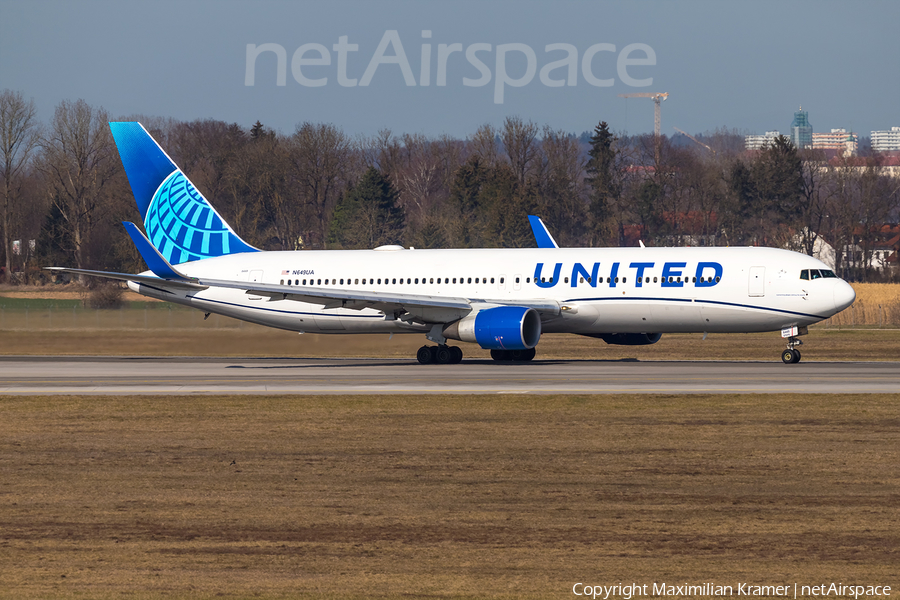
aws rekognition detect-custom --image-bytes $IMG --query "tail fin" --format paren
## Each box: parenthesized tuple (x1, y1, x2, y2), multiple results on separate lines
(109, 122, 258, 265)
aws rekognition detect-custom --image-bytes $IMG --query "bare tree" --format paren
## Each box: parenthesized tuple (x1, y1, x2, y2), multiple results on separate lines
(289, 122, 352, 248)
(500, 116, 539, 185)
(538, 126, 586, 246)
(39, 99, 118, 271)
(470, 123, 500, 168)
(0, 90, 40, 281)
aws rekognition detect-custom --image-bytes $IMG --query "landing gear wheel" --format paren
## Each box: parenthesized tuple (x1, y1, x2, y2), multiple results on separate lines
(449, 346, 463, 364)
(791, 349, 801, 363)
(417, 346, 434, 365)
(490, 349, 511, 361)
(435, 345, 453, 364)
(508, 348, 537, 361)
(781, 349, 795, 364)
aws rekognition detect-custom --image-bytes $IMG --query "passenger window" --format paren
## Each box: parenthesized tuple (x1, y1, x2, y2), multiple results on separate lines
(653, 277, 657, 283)
(491, 277, 495, 283)
(392, 278, 396, 284)
(565, 277, 569, 283)
(516, 277, 521, 283)
(453, 278, 457, 284)
(715, 276, 720, 282)
(622, 277, 626, 283)
(500, 277, 505, 284)
(468, 277, 472, 283)
(615, 277, 619, 283)
(475, 278, 479, 284)
(580, 277, 584, 283)
(280, 279, 285, 285)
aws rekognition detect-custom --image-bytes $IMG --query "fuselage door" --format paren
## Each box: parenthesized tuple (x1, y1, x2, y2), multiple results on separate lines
(748, 266, 765, 297)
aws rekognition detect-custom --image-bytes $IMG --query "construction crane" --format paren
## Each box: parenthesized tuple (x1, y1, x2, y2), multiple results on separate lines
(618, 92, 669, 137)
(673, 127, 716, 155)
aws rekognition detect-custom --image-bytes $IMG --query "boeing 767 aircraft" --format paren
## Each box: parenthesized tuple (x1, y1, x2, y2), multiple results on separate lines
(48, 122, 856, 364)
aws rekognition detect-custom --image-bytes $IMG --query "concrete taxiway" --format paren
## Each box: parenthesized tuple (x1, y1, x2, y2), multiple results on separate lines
(0, 357, 898, 394)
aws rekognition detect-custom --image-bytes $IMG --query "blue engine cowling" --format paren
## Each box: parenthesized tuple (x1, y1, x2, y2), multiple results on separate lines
(443, 306, 542, 350)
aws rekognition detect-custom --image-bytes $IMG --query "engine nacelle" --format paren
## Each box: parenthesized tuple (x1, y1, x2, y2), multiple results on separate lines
(443, 306, 541, 350)
(592, 332, 662, 346)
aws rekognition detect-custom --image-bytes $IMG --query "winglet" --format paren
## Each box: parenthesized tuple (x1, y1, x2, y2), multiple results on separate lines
(122, 221, 194, 281)
(528, 215, 560, 249)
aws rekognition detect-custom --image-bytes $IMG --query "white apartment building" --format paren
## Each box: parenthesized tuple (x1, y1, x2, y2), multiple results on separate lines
(871, 127, 900, 152)
(745, 131, 782, 150)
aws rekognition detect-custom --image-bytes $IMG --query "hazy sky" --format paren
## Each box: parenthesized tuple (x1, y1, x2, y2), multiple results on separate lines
(2, 0, 898, 138)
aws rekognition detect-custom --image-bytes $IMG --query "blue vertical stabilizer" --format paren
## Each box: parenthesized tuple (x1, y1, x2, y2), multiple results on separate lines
(110, 122, 258, 265)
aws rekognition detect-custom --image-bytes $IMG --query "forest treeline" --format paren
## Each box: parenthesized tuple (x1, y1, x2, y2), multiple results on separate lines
(2, 89, 899, 283)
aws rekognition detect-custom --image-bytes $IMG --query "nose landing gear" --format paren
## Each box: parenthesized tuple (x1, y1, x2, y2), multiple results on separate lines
(781, 337, 803, 364)
(780, 325, 808, 364)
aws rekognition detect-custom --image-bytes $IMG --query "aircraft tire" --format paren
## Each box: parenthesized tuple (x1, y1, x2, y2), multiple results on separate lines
(417, 346, 435, 365)
(520, 347, 536, 361)
(435, 345, 453, 364)
(781, 349, 795, 364)
(490, 349, 511, 361)
(792, 349, 801, 363)
(449, 346, 463, 364)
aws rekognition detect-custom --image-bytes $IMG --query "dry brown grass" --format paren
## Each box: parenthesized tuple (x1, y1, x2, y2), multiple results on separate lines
(1, 394, 898, 599)
(825, 284, 900, 327)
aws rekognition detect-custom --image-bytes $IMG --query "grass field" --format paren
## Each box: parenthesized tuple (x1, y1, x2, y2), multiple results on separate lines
(1, 394, 898, 599)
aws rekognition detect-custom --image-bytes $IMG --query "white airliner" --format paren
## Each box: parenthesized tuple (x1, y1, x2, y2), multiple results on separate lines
(48, 122, 856, 364)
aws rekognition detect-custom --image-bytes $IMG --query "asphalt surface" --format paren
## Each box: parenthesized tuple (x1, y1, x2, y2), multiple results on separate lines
(1, 356, 898, 394)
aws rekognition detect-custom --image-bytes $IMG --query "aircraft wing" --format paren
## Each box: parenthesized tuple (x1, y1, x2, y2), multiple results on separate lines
(195, 277, 560, 324)
(47, 221, 559, 325)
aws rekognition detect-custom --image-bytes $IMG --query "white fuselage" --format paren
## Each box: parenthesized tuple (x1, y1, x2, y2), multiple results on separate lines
(127, 246, 856, 338)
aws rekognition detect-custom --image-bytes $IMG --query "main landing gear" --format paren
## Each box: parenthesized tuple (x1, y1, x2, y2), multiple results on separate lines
(417, 345, 463, 365)
(490, 348, 536, 362)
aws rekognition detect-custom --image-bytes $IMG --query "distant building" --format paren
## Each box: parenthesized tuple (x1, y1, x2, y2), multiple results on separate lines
(812, 129, 858, 157)
(871, 127, 900, 152)
(790, 107, 813, 149)
(745, 131, 782, 150)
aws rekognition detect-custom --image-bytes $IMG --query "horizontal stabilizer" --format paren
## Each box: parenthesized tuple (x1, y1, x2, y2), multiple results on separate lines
(122, 221, 194, 281)
(44, 267, 207, 291)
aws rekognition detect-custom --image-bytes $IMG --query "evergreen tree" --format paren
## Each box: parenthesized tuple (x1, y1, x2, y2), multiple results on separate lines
(584, 121, 621, 244)
(327, 167, 405, 248)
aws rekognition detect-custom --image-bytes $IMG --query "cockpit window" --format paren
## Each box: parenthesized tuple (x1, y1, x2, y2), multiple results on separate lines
(801, 268, 837, 280)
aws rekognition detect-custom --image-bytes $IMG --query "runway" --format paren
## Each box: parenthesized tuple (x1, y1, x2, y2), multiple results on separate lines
(0, 356, 898, 394)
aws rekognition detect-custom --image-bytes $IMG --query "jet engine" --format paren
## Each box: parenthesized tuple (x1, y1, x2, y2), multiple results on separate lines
(443, 306, 541, 350)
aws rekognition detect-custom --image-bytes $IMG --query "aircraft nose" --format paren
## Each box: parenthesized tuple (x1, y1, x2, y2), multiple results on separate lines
(833, 280, 856, 312)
